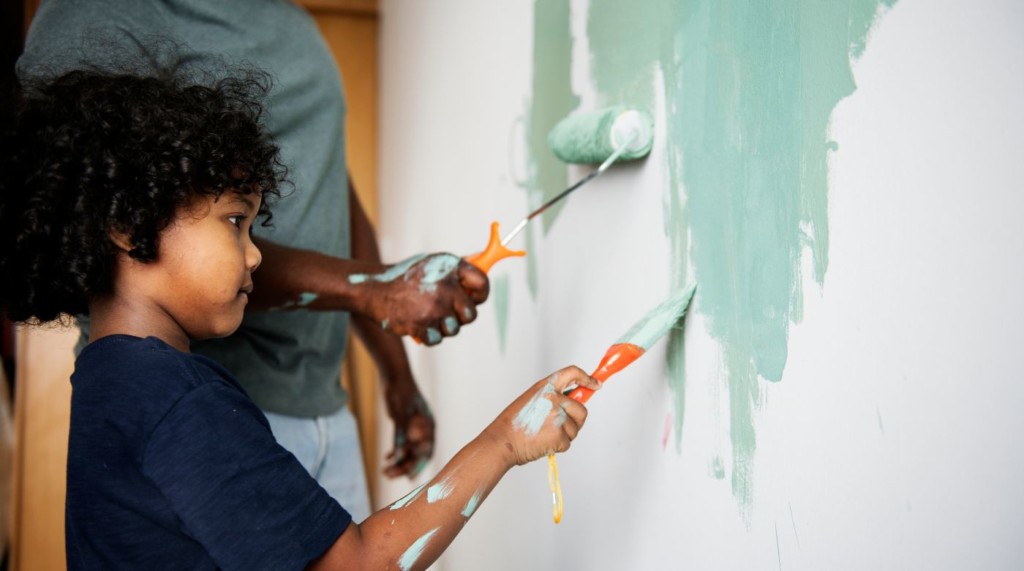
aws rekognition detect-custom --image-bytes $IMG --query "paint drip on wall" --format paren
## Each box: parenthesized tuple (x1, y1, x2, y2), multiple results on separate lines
(523, 0, 896, 519)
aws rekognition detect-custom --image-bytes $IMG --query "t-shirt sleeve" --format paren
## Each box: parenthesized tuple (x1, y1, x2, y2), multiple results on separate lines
(143, 382, 351, 571)
(19, 0, 167, 79)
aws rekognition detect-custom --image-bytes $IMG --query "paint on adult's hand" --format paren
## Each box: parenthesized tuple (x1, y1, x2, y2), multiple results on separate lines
(417, 254, 460, 293)
(348, 253, 427, 285)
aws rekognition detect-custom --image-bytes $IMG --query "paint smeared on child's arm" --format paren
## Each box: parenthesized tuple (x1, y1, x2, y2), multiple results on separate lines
(397, 526, 441, 571)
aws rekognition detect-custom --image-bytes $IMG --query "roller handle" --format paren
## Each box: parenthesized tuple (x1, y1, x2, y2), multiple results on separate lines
(465, 221, 526, 273)
(567, 343, 646, 404)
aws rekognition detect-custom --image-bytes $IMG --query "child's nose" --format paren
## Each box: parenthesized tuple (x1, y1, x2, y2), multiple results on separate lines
(246, 238, 262, 272)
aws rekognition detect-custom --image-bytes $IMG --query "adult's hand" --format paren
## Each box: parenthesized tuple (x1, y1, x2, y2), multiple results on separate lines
(349, 253, 489, 345)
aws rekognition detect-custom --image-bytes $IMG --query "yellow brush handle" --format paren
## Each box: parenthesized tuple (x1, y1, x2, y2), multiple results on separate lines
(465, 221, 526, 273)
(547, 452, 563, 524)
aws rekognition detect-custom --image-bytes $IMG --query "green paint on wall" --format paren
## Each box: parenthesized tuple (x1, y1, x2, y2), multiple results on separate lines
(581, 0, 896, 519)
(519, 0, 579, 303)
(524, 0, 579, 235)
(709, 456, 726, 480)
(493, 274, 511, 354)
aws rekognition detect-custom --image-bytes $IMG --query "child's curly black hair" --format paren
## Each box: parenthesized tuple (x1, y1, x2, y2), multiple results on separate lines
(0, 63, 286, 324)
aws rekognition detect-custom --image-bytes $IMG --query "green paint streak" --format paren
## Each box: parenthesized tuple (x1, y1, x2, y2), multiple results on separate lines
(462, 490, 483, 518)
(493, 275, 510, 354)
(708, 456, 725, 480)
(582, 0, 896, 520)
(518, 0, 579, 301)
(390, 484, 425, 510)
(524, 0, 579, 235)
(398, 527, 440, 571)
(585, 0, 662, 111)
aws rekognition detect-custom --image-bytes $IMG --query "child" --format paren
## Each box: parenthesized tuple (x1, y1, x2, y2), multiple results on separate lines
(0, 65, 599, 570)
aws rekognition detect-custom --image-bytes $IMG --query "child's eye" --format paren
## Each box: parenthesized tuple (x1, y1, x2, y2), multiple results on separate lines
(228, 215, 243, 228)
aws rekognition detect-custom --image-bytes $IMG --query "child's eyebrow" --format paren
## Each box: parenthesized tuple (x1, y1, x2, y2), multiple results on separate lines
(227, 192, 261, 212)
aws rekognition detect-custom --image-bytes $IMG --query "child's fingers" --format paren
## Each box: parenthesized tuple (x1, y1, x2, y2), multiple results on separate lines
(558, 396, 588, 431)
(551, 432, 573, 454)
(571, 371, 602, 393)
(548, 365, 599, 393)
(557, 410, 581, 441)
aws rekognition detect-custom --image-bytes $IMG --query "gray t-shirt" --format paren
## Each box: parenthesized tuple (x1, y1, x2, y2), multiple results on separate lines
(19, 0, 352, 416)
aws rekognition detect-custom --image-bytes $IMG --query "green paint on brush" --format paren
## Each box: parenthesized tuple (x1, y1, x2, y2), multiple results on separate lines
(581, 0, 896, 519)
(617, 284, 695, 349)
(492, 275, 510, 353)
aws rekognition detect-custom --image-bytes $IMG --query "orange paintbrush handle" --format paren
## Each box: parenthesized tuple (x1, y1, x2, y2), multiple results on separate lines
(568, 343, 646, 404)
(464, 221, 526, 274)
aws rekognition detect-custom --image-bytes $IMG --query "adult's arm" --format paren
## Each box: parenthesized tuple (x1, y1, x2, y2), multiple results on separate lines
(246, 195, 489, 345)
(347, 184, 434, 477)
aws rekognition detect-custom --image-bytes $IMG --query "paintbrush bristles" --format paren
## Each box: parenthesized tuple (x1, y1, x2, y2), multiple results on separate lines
(615, 283, 697, 350)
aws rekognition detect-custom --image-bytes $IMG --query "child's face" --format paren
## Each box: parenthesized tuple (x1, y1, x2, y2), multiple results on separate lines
(147, 190, 263, 341)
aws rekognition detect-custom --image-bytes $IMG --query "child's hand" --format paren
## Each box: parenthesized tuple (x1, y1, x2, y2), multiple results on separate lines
(486, 366, 601, 467)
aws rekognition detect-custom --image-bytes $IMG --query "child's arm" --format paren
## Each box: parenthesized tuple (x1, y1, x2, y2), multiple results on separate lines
(307, 366, 601, 570)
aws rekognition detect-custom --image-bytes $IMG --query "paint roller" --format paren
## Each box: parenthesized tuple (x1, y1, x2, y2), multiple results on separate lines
(465, 105, 654, 272)
(409, 107, 654, 345)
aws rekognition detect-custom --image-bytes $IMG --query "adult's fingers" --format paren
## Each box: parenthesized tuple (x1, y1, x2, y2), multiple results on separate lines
(453, 298, 478, 326)
(457, 260, 489, 303)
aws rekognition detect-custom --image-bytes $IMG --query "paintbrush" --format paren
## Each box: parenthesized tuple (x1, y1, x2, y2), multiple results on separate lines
(548, 283, 697, 524)
(568, 282, 697, 403)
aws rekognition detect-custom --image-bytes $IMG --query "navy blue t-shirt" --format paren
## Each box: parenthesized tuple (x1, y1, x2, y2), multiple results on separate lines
(66, 335, 351, 570)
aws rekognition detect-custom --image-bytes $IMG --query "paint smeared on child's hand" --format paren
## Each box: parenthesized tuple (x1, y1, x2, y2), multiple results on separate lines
(512, 379, 558, 436)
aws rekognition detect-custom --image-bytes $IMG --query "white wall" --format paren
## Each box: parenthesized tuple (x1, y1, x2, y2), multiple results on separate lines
(376, 1, 1024, 569)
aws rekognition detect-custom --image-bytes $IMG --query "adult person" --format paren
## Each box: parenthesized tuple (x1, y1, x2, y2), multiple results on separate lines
(18, 0, 489, 521)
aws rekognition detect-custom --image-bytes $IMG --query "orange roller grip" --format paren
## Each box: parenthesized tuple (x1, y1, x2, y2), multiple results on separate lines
(567, 343, 646, 404)
(465, 221, 526, 274)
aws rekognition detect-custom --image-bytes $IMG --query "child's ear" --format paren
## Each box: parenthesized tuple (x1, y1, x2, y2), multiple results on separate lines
(108, 230, 134, 253)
